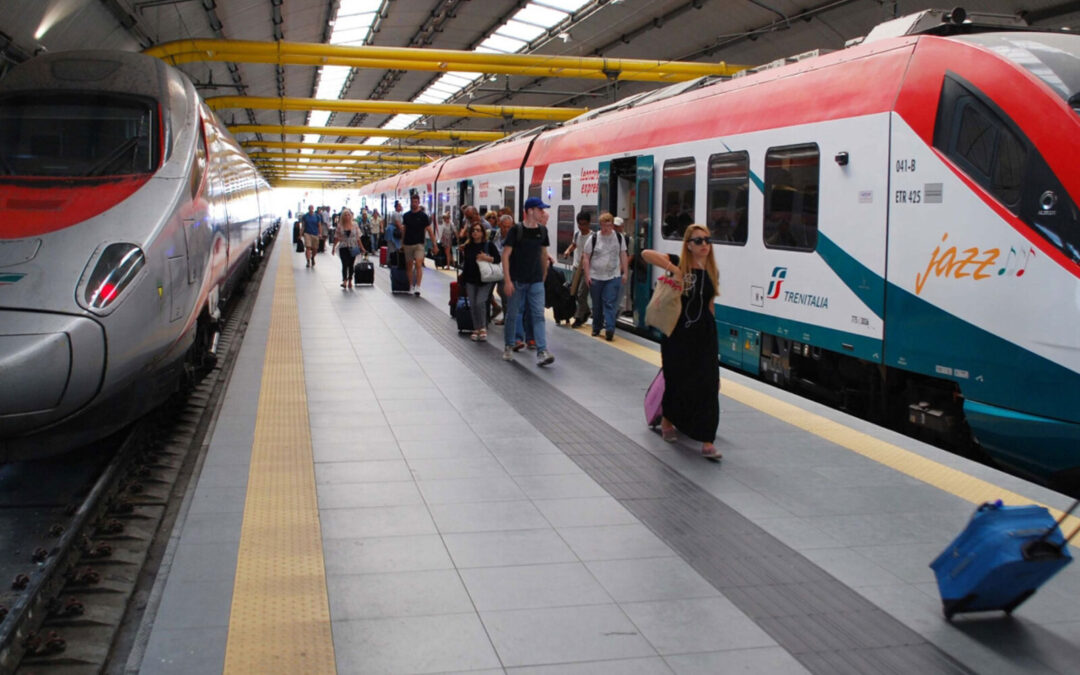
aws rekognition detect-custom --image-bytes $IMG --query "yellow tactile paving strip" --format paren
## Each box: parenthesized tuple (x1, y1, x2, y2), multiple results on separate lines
(607, 326, 1080, 542)
(451, 248, 1080, 541)
(223, 250, 336, 674)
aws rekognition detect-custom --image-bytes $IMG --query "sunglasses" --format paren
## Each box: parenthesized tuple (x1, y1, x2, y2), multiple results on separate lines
(688, 236, 709, 245)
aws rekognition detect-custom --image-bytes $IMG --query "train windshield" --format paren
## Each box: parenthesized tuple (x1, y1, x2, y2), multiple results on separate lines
(956, 33, 1080, 110)
(0, 93, 158, 178)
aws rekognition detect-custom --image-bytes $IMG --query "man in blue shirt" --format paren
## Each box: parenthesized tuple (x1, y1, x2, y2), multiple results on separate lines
(301, 205, 322, 267)
(502, 197, 554, 366)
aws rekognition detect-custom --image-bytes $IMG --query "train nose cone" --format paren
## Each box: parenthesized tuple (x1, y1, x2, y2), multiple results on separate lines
(0, 333, 72, 414)
(0, 312, 105, 437)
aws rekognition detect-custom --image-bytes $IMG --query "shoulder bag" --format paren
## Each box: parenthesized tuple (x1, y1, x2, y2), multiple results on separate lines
(645, 274, 683, 337)
(477, 242, 503, 283)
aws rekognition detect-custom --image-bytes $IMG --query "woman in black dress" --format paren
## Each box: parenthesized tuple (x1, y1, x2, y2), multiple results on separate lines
(641, 224, 720, 458)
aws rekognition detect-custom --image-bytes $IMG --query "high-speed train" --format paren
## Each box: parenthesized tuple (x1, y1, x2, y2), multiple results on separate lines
(0, 50, 275, 461)
(360, 12, 1080, 488)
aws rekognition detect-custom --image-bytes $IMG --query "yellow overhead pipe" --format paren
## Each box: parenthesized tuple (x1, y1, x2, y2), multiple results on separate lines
(242, 141, 467, 154)
(208, 96, 585, 121)
(230, 124, 504, 141)
(250, 152, 427, 164)
(146, 39, 746, 81)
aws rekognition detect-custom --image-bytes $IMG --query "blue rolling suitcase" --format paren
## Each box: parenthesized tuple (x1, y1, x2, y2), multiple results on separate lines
(930, 499, 1078, 619)
(390, 266, 410, 293)
(455, 296, 473, 333)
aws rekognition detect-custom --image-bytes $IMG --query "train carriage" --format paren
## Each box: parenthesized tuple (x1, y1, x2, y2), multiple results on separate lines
(0, 50, 273, 460)
(375, 14, 1080, 488)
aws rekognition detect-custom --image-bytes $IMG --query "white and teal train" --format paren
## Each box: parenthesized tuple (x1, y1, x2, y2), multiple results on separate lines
(360, 11, 1080, 489)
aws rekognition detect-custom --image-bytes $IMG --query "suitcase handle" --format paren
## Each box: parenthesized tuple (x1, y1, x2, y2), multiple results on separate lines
(1029, 498, 1080, 552)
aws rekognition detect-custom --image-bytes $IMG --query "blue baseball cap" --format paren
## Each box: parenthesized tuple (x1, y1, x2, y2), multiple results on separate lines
(523, 197, 550, 210)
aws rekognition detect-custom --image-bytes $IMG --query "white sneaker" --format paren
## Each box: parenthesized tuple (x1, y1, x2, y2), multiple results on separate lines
(537, 350, 555, 367)
(502, 346, 514, 361)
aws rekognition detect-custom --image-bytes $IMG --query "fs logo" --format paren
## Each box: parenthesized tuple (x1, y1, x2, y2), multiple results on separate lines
(766, 267, 787, 299)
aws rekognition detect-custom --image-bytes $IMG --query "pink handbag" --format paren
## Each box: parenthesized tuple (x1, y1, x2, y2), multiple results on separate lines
(644, 369, 665, 427)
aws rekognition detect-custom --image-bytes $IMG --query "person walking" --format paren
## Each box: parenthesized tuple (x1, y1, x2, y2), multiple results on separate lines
(300, 204, 322, 267)
(460, 221, 501, 342)
(436, 211, 455, 268)
(401, 193, 435, 296)
(371, 209, 384, 250)
(640, 225, 721, 458)
(332, 209, 366, 289)
(502, 197, 554, 366)
(562, 211, 593, 328)
(582, 212, 628, 341)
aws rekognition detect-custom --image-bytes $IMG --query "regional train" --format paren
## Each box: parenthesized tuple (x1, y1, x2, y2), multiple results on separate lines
(0, 50, 276, 461)
(359, 10, 1080, 489)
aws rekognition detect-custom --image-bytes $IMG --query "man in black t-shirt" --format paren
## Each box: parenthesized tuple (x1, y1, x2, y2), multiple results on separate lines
(401, 193, 435, 296)
(502, 197, 554, 366)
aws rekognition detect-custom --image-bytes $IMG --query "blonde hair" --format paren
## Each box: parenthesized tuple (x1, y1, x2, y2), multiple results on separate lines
(678, 224, 718, 300)
(339, 209, 354, 228)
(599, 211, 615, 225)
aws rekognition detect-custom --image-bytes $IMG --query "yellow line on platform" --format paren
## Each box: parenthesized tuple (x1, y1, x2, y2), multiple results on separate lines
(224, 249, 336, 674)
(434, 261, 1078, 537)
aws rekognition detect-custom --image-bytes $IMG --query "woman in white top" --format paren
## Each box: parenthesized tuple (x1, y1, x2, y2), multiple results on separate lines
(581, 212, 628, 341)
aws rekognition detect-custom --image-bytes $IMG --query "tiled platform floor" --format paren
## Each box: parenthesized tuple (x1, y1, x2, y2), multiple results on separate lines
(132, 244, 1080, 675)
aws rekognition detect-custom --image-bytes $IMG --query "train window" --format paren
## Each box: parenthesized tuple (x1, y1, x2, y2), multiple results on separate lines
(0, 92, 158, 177)
(661, 157, 696, 241)
(562, 173, 572, 200)
(504, 186, 516, 214)
(707, 152, 749, 245)
(556, 205, 575, 262)
(935, 77, 1027, 208)
(763, 144, 819, 251)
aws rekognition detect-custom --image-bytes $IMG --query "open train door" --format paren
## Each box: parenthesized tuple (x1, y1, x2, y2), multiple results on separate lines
(632, 155, 654, 329)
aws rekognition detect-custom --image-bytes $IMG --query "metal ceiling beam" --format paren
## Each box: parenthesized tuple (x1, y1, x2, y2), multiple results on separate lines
(242, 141, 467, 154)
(229, 124, 504, 141)
(251, 153, 427, 164)
(208, 96, 585, 121)
(145, 39, 746, 81)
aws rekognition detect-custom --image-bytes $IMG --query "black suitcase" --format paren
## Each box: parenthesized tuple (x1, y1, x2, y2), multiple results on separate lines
(390, 266, 410, 293)
(295, 239, 305, 253)
(318, 237, 326, 253)
(354, 257, 374, 285)
(551, 286, 576, 325)
(433, 251, 448, 268)
(455, 296, 473, 332)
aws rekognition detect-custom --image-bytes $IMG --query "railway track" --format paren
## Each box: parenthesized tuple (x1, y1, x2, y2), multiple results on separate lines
(0, 236, 275, 675)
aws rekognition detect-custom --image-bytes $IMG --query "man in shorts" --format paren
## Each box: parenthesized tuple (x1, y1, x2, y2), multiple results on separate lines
(301, 204, 322, 267)
(401, 193, 435, 296)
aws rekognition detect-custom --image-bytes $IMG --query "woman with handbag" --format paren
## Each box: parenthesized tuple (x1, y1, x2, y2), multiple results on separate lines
(332, 209, 366, 289)
(460, 221, 502, 341)
(640, 224, 721, 458)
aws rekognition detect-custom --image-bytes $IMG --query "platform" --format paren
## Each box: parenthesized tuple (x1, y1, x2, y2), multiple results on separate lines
(129, 243, 1080, 675)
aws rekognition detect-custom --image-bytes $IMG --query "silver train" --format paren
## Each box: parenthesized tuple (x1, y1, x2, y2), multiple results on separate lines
(0, 50, 276, 461)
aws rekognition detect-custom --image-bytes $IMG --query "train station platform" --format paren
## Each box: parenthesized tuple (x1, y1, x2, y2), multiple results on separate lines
(129, 242, 1080, 675)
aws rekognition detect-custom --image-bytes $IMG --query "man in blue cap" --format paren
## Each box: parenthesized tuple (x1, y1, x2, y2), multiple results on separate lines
(502, 197, 555, 366)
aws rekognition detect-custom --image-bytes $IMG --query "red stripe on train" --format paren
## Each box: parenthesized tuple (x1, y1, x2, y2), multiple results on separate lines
(0, 176, 150, 238)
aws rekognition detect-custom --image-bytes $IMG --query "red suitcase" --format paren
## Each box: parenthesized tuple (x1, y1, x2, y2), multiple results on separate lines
(449, 280, 460, 317)
(379, 246, 388, 267)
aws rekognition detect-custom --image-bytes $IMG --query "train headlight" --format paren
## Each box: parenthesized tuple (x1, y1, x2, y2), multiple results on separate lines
(82, 243, 145, 312)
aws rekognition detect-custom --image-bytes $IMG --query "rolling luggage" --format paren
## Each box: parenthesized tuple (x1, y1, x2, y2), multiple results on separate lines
(390, 266, 410, 293)
(549, 284, 576, 325)
(449, 280, 461, 317)
(353, 256, 374, 285)
(644, 369, 665, 428)
(387, 249, 404, 269)
(295, 239, 305, 253)
(930, 499, 1078, 619)
(433, 251, 448, 269)
(379, 246, 388, 267)
(318, 237, 326, 253)
(455, 296, 473, 333)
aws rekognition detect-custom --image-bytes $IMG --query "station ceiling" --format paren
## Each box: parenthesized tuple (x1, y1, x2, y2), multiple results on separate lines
(2, 0, 1079, 186)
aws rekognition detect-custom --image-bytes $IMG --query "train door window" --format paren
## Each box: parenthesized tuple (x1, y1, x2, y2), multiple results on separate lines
(763, 144, 819, 251)
(707, 152, 749, 245)
(934, 77, 1027, 208)
(661, 157, 696, 241)
(562, 173, 572, 200)
(528, 184, 541, 200)
(580, 204, 598, 227)
(556, 205, 575, 263)
(504, 186, 516, 214)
